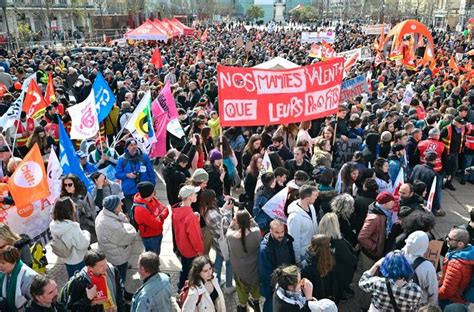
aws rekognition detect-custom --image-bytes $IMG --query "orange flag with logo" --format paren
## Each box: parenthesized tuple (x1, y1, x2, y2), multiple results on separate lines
(8, 144, 49, 208)
(45, 72, 56, 105)
(23, 80, 48, 119)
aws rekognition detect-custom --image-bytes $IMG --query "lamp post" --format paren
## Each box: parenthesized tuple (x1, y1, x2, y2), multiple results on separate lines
(0, 0, 10, 51)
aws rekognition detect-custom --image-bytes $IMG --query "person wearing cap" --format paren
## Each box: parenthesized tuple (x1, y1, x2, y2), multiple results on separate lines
(388, 143, 407, 184)
(356, 191, 396, 310)
(115, 138, 155, 214)
(172, 185, 204, 290)
(95, 195, 137, 282)
(401, 231, 438, 306)
(133, 181, 169, 255)
(416, 128, 446, 215)
(75, 150, 98, 175)
(88, 137, 118, 170)
(440, 116, 466, 191)
(205, 149, 226, 206)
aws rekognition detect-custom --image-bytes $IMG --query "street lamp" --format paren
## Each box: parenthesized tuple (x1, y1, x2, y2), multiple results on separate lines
(0, 0, 10, 51)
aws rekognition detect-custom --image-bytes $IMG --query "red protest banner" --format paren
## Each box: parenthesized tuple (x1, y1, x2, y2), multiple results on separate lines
(217, 57, 344, 127)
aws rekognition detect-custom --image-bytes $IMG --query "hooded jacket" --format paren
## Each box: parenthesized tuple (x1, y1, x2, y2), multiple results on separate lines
(358, 203, 387, 260)
(115, 149, 155, 196)
(49, 220, 90, 265)
(172, 205, 204, 258)
(133, 193, 169, 238)
(253, 186, 276, 233)
(353, 190, 377, 235)
(439, 244, 474, 304)
(287, 200, 319, 263)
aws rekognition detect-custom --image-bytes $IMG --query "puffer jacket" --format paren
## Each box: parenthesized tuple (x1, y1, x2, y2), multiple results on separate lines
(49, 220, 90, 265)
(95, 209, 137, 266)
(115, 149, 156, 196)
(439, 244, 474, 304)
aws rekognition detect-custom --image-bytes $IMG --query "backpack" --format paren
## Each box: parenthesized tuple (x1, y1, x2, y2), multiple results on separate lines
(50, 236, 71, 259)
(57, 270, 89, 308)
(129, 203, 151, 231)
(411, 256, 428, 286)
(30, 241, 48, 274)
(177, 280, 203, 308)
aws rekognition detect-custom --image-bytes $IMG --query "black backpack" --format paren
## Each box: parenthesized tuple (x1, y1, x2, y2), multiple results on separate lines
(129, 203, 151, 231)
(411, 256, 428, 286)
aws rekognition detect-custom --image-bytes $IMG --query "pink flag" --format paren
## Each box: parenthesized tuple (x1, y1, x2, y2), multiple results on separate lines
(425, 176, 437, 212)
(156, 80, 178, 120)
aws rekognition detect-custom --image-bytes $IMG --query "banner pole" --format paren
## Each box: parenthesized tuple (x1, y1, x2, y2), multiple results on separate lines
(10, 119, 22, 157)
(0, 133, 14, 158)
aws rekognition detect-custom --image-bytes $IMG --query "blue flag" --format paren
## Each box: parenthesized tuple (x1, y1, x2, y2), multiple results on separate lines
(93, 72, 115, 122)
(58, 118, 93, 191)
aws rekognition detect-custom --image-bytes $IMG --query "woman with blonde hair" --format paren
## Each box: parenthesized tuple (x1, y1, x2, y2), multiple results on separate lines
(0, 224, 32, 267)
(301, 234, 337, 302)
(319, 213, 358, 302)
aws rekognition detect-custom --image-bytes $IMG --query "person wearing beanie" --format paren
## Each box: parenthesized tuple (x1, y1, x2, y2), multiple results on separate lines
(388, 143, 407, 184)
(410, 151, 446, 216)
(356, 191, 395, 310)
(402, 231, 438, 306)
(379, 131, 392, 159)
(95, 195, 137, 282)
(132, 181, 169, 255)
(115, 137, 156, 214)
(88, 136, 119, 170)
(172, 185, 204, 290)
(204, 149, 226, 206)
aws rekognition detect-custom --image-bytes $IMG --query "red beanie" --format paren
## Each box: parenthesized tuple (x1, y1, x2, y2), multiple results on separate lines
(376, 191, 395, 204)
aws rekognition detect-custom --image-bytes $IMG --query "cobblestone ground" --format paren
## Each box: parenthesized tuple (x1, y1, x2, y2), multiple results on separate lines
(45, 169, 470, 312)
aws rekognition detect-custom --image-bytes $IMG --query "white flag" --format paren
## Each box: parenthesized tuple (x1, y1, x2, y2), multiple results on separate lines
(167, 118, 185, 139)
(262, 187, 289, 223)
(0, 73, 35, 129)
(124, 91, 154, 152)
(262, 151, 273, 173)
(47, 151, 63, 204)
(425, 176, 437, 212)
(68, 90, 99, 140)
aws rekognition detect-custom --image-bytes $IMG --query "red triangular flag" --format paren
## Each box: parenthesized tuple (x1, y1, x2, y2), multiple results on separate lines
(45, 72, 56, 105)
(200, 28, 208, 41)
(449, 56, 459, 72)
(23, 80, 48, 119)
(151, 48, 163, 69)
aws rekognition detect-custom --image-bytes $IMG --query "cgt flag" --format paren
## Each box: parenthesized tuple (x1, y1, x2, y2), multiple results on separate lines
(7, 144, 49, 208)
(23, 79, 48, 119)
(93, 72, 116, 122)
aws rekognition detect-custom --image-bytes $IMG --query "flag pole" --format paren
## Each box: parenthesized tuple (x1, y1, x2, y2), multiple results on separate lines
(10, 119, 22, 157)
(0, 133, 14, 158)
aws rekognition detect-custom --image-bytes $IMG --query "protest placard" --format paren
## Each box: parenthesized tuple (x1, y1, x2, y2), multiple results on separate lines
(217, 57, 344, 127)
(424, 240, 443, 270)
(333, 137, 362, 170)
(236, 36, 244, 48)
(364, 24, 390, 35)
(245, 41, 253, 52)
(301, 31, 336, 44)
(340, 75, 369, 103)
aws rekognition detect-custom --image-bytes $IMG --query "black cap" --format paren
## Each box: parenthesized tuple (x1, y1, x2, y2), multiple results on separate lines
(454, 116, 466, 125)
(425, 151, 437, 162)
(392, 143, 405, 153)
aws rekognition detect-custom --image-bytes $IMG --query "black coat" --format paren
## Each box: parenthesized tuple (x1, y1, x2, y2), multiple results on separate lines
(331, 238, 358, 292)
(301, 252, 338, 301)
(163, 162, 190, 206)
(398, 194, 426, 218)
(406, 136, 420, 168)
(409, 163, 436, 193)
(273, 293, 310, 312)
(353, 190, 377, 235)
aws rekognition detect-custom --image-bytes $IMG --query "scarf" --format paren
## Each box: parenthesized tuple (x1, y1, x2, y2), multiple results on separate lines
(376, 203, 393, 236)
(0, 260, 24, 312)
(275, 285, 306, 309)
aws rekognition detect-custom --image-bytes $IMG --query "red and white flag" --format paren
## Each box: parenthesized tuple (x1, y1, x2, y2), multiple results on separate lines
(425, 176, 437, 212)
(68, 90, 99, 140)
(393, 167, 405, 195)
(262, 187, 289, 223)
(23, 79, 48, 119)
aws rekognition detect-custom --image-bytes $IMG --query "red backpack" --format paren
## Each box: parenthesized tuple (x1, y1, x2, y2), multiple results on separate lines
(177, 280, 203, 308)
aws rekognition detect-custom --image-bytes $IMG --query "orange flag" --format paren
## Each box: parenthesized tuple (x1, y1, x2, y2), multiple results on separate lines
(200, 28, 208, 41)
(44, 72, 56, 105)
(23, 80, 48, 119)
(7, 144, 49, 208)
(449, 56, 459, 72)
(151, 48, 163, 69)
(465, 59, 472, 72)
(378, 24, 385, 51)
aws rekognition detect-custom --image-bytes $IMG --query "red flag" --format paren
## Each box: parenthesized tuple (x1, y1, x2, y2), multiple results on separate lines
(151, 48, 163, 69)
(321, 41, 336, 60)
(7, 144, 49, 208)
(378, 25, 385, 51)
(449, 56, 459, 72)
(23, 80, 48, 119)
(44, 72, 55, 105)
(200, 28, 208, 41)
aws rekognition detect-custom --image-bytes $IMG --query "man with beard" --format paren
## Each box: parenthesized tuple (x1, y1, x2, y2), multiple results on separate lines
(398, 183, 426, 218)
(26, 275, 64, 311)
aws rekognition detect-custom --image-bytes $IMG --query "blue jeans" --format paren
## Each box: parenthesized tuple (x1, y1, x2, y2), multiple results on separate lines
(116, 262, 128, 283)
(142, 235, 163, 255)
(462, 153, 474, 182)
(66, 261, 85, 278)
(214, 254, 233, 288)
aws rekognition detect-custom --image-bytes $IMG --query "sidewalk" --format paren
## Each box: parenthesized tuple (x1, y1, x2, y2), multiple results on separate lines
(45, 174, 471, 311)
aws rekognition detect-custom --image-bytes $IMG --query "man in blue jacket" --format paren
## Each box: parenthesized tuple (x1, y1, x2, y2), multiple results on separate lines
(259, 219, 296, 312)
(115, 138, 155, 214)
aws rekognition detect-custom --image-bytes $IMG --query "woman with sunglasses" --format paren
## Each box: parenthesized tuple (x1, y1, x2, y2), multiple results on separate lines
(49, 197, 91, 278)
(61, 174, 97, 243)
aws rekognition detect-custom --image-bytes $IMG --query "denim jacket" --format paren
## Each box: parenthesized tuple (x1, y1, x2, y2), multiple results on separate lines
(131, 273, 172, 312)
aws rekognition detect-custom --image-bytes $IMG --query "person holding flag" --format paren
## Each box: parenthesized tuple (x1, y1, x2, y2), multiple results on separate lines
(10, 111, 38, 157)
(115, 138, 156, 214)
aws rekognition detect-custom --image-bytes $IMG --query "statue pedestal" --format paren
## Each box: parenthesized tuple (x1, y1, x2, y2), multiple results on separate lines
(274, 3, 285, 23)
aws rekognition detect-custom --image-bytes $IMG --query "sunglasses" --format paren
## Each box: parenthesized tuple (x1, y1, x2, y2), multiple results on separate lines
(64, 183, 74, 187)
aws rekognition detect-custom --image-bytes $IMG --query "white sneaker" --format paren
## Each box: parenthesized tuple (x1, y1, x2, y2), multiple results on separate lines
(223, 286, 236, 295)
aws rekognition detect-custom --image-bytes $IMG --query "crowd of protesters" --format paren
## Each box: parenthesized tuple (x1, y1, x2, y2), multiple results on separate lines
(0, 18, 471, 312)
